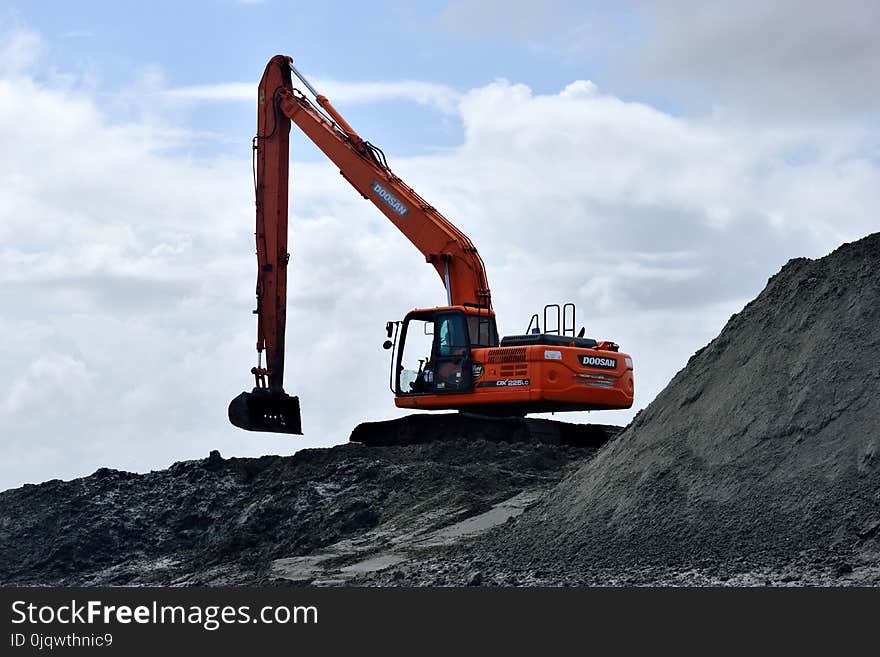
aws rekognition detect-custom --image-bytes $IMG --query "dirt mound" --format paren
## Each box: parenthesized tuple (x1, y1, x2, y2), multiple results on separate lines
(0, 439, 593, 586)
(483, 233, 880, 579)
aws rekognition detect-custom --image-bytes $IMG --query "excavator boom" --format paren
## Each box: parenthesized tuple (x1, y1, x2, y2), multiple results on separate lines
(277, 57, 491, 309)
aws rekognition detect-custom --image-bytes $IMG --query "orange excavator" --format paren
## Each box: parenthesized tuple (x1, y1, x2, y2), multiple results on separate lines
(228, 55, 634, 435)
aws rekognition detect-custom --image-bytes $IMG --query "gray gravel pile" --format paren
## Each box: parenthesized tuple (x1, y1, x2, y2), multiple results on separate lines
(472, 233, 880, 582)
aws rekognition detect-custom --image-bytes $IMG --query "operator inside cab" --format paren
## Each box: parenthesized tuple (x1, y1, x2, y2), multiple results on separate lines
(412, 313, 471, 393)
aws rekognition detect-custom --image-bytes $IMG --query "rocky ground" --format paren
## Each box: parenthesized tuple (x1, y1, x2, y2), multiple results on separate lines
(0, 439, 598, 586)
(2, 234, 878, 587)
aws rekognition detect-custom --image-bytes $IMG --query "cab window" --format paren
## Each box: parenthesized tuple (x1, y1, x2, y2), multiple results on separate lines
(436, 313, 469, 356)
(466, 314, 498, 347)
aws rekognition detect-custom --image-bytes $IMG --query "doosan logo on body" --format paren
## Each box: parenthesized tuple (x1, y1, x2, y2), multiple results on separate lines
(579, 355, 617, 369)
(372, 180, 408, 217)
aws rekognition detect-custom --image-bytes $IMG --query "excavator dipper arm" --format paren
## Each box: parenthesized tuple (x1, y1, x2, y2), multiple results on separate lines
(228, 57, 301, 434)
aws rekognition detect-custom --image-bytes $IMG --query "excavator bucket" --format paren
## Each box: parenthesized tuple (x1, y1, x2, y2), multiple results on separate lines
(228, 390, 302, 435)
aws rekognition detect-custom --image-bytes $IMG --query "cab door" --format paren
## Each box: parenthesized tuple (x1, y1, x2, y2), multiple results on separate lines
(431, 311, 473, 393)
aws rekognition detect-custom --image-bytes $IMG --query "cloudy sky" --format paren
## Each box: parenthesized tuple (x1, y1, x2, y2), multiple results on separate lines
(1, 1, 878, 490)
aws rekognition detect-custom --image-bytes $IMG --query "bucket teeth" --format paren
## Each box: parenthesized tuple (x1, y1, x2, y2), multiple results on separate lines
(228, 390, 303, 435)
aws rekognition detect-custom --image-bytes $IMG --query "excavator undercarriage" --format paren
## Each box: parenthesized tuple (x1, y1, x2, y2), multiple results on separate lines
(350, 413, 621, 448)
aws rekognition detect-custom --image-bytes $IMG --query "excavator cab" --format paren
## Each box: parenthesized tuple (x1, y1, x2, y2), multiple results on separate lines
(388, 306, 499, 397)
(397, 310, 470, 396)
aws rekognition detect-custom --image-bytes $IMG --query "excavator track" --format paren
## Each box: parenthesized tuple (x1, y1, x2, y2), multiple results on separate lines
(349, 413, 621, 448)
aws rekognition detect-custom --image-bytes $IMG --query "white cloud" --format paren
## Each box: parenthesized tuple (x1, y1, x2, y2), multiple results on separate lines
(2, 353, 93, 415)
(161, 78, 461, 115)
(160, 82, 253, 102)
(321, 80, 460, 114)
(0, 28, 42, 76)
(1, 28, 878, 490)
